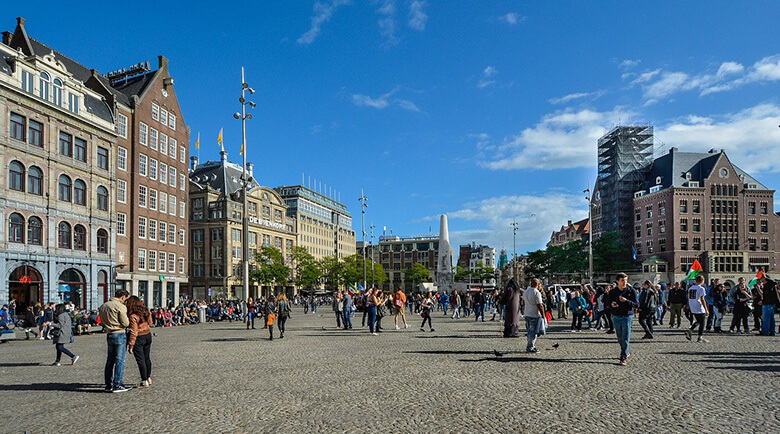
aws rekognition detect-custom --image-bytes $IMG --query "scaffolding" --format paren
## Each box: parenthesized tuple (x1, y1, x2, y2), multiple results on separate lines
(597, 126, 654, 245)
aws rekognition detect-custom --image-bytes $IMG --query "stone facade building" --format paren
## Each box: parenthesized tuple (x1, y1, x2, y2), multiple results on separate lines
(547, 218, 590, 248)
(378, 235, 439, 291)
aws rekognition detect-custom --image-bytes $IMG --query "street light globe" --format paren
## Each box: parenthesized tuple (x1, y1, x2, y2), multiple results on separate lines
(234, 113, 241, 119)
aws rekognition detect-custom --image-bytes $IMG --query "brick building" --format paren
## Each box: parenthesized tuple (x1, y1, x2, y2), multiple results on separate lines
(547, 218, 590, 248)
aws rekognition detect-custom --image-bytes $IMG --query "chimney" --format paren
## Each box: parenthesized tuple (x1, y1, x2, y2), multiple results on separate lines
(246, 162, 254, 179)
(190, 156, 199, 171)
(568, 220, 573, 226)
(2, 31, 12, 45)
(158, 55, 168, 71)
(220, 149, 228, 162)
(669, 147, 677, 155)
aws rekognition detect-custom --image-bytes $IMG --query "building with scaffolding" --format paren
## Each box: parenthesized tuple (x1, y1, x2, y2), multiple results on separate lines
(597, 126, 654, 245)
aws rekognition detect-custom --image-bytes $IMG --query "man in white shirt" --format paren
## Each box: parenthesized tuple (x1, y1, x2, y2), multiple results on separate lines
(685, 275, 709, 343)
(556, 286, 568, 319)
(524, 278, 546, 353)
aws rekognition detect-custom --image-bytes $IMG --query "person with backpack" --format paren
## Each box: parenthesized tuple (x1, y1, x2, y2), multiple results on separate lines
(638, 281, 658, 339)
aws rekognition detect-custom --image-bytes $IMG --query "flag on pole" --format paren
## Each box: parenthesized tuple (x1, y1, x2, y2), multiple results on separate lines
(684, 259, 703, 281)
(217, 128, 223, 149)
(631, 245, 637, 261)
(240, 140, 245, 155)
(195, 132, 200, 150)
(749, 268, 765, 287)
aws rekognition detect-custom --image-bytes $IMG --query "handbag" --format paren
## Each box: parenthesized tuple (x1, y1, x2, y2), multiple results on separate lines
(266, 313, 276, 326)
(537, 316, 547, 336)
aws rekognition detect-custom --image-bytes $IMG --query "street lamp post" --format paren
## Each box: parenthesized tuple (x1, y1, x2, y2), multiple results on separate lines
(369, 222, 376, 288)
(584, 185, 594, 287)
(510, 219, 519, 283)
(359, 189, 368, 290)
(234, 67, 256, 302)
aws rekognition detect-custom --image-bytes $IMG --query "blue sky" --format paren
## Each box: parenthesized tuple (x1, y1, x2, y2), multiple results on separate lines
(9, 1, 780, 256)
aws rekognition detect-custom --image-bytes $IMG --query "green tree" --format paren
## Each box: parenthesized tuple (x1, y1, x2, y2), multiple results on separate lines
(319, 256, 343, 290)
(524, 249, 551, 278)
(253, 246, 291, 289)
(341, 255, 365, 288)
(593, 231, 634, 272)
(291, 246, 322, 290)
(454, 265, 472, 283)
(405, 263, 431, 287)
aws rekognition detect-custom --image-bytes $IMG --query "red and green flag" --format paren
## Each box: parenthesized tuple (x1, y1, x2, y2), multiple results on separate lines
(684, 259, 703, 281)
(749, 269, 764, 287)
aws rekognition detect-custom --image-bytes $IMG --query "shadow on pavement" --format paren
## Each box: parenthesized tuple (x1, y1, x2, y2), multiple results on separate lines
(204, 337, 268, 342)
(460, 356, 612, 365)
(660, 351, 780, 373)
(0, 362, 41, 367)
(0, 383, 106, 393)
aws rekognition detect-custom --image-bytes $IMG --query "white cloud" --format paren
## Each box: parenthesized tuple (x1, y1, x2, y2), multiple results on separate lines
(351, 87, 421, 112)
(396, 99, 421, 112)
(482, 107, 635, 170)
(619, 59, 641, 70)
(478, 66, 499, 88)
(657, 103, 780, 173)
(352, 93, 390, 109)
(433, 193, 588, 252)
(376, 0, 399, 45)
(548, 90, 605, 105)
(297, 0, 351, 45)
(499, 12, 524, 25)
(483, 66, 498, 77)
(701, 55, 780, 95)
(408, 0, 427, 31)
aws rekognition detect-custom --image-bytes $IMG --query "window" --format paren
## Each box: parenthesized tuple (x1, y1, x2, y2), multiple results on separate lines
(160, 108, 168, 127)
(26, 166, 42, 196)
(139, 154, 148, 176)
(10, 113, 25, 141)
(97, 186, 108, 211)
(138, 217, 147, 238)
(659, 203, 666, 216)
(635, 208, 641, 221)
(761, 220, 768, 233)
(117, 147, 127, 171)
(646, 240, 653, 254)
(59, 132, 72, 157)
(680, 200, 688, 213)
(178, 257, 184, 274)
(160, 163, 168, 186)
(646, 223, 653, 237)
(761, 238, 769, 251)
(646, 205, 652, 218)
(749, 238, 756, 251)
(179, 201, 185, 218)
(27, 216, 42, 245)
(149, 159, 158, 180)
(749, 220, 756, 233)
(152, 103, 160, 121)
(148, 250, 157, 271)
(635, 225, 641, 239)
(9, 161, 24, 191)
(159, 252, 166, 272)
(170, 138, 177, 159)
(28, 119, 43, 147)
(138, 185, 147, 208)
(9, 213, 24, 243)
(680, 237, 688, 250)
(168, 224, 176, 243)
(97, 229, 108, 253)
(159, 222, 166, 243)
(97, 146, 109, 170)
(749, 201, 756, 214)
(68, 93, 79, 114)
(659, 220, 666, 234)
(680, 218, 688, 232)
(139, 123, 148, 146)
(58, 221, 72, 248)
(179, 229, 185, 245)
(74, 179, 87, 206)
(159, 192, 167, 214)
(117, 213, 126, 236)
(692, 200, 701, 213)
(692, 237, 701, 250)
(160, 133, 168, 155)
(149, 219, 157, 240)
(180, 173, 186, 190)
(21, 70, 33, 93)
(74, 225, 86, 250)
(180, 145, 185, 163)
(169, 167, 177, 187)
(39, 71, 50, 100)
(58, 175, 72, 202)
(116, 113, 128, 138)
(169, 113, 176, 130)
(693, 218, 701, 232)
(149, 189, 158, 211)
(212, 228, 223, 241)
(138, 249, 147, 270)
(761, 202, 768, 215)
(192, 229, 204, 243)
(169, 195, 176, 215)
(74, 138, 87, 162)
(150, 128, 158, 150)
(53, 78, 63, 105)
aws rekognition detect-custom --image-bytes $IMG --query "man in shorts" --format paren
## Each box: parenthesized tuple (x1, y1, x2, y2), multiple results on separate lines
(393, 287, 409, 330)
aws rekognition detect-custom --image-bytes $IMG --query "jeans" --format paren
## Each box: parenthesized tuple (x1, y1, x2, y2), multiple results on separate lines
(442, 303, 448, 315)
(105, 333, 127, 389)
(55, 343, 75, 362)
(612, 315, 632, 361)
(474, 305, 485, 321)
(132, 333, 152, 382)
(638, 311, 654, 337)
(713, 309, 724, 328)
(335, 311, 342, 328)
(367, 306, 377, 333)
(246, 312, 255, 329)
(524, 316, 539, 351)
(342, 310, 352, 329)
(762, 305, 776, 336)
(706, 309, 716, 330)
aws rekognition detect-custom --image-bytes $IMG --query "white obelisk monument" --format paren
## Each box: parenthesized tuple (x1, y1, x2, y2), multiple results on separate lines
(436, 214, 454, 293)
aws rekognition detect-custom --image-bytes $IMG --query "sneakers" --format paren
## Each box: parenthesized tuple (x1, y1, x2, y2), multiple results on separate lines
(619, 359, 627, 366)
(395, 325, 400, 330)
(685, 329, 692, 341)
(526, 348, 539, 353)
(371, 332, 378, 336)
(697, 337, 709, 343)
(52, 361, 61, 366)
(71, 355, 79, 365)
(112, 385, 132, 393)
(404, 324, 409, 329)
(430, 328, 435, 332)
(104, 386, 113, 393)
(147, 377, 152, 385)
(420, 328, 425, 332)
(139, 380, 149, 387)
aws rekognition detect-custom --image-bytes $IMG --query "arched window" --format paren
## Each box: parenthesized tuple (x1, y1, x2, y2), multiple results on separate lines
(9, 160, 25, 191)
(53, 78, 63, 106)
(58, 221, 71, 248)
(27, 216, 42, 245)
(97, 228, 108, 253)
(97, 186, 108, 211)
(27, 166, 42, 195)
(39, 71, 50, 101)
(73, 224, 86, 250)
(9, 213, 24, 243)
(58, 175, 72, 202)
(73, 179, 86, 205)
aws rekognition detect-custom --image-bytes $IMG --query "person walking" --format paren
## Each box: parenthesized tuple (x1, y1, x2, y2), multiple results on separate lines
(22, 306, 39, 340)
(393, 287, 409, 329)
(365, 289, 378, 336)
(246, 297, 256, 330)
(730, 281, 751, 333)
(265, 295, 278, 341)
(759, 275, 779, 336)
(98, 289, 132, 393)
(751, 281, 763, 332)
(638, 281, 657, 339)
(502, 279, 522, 337)
(450, 290, 461, 319)
(277, 294, 290, 339)
(568, 291, 587, 332)
(684, 275, 710, 343)
(711, 283, 727, 333)
(420, 292, 435, 332)
(668, 282, 686, 329)
(375, 290, 388, 333)
(126, 296, 153, 388)
(50, 304, 79, 366)
(608, 273, 638, 366)
(523, 278, 545, 353)
(657, 283, 669, 325)
(440, 291, 450, 316)
(342, 291, 353, 330)
(332, 291, 343, 329)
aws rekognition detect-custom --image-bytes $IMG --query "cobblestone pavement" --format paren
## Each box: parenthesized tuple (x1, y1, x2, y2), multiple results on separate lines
(1, 308, 778, 433)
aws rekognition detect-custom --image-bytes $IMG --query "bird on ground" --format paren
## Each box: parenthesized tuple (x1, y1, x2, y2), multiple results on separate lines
(552, 343, 559, 349)
(493, 349, 504, 357)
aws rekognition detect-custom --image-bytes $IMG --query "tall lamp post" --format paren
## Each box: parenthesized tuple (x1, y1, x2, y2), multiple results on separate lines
(234, 67, 256, 302)
(510, 219, 519, 283)
(359, 189, 368, 290)
(369, 222, 376, 288)
(584, 185, 594, 288)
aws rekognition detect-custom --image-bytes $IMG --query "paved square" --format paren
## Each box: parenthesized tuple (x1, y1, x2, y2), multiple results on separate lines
(1, 307, 778, 433)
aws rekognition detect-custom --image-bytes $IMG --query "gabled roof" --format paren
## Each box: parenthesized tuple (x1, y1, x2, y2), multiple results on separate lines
(111, 71, 159, 100)
(188, 151, 260, 198)
(642, 148, 767, 192)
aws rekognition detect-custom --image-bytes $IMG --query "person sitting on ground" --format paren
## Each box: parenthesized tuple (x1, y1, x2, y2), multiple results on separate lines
(77, 314, 91, 335)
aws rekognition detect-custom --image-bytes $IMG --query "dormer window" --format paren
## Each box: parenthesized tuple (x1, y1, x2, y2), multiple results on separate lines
(68, 93, 80, 114)
(685, 172, 692, 180)
(21, 70, 34, 93)
(39, 71, 50, 100)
